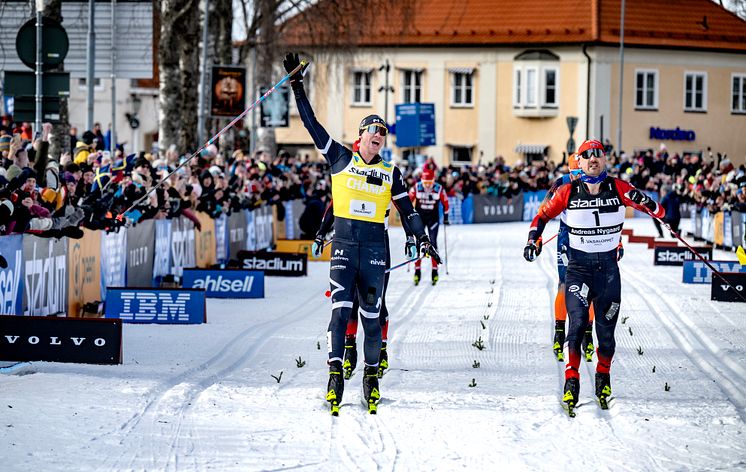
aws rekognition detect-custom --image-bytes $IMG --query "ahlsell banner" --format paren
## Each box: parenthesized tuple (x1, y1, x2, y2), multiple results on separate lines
(126, 219, 155, 288)
(194, 212, 217, 268)
(210, 65, 246, 118)
(654, 245, 712, 266)
(105, 287, 207, 324)
(472, 195, 524, 223)
(171, 216, 196, 277)
(67, 230, 101, 317)
(23, 235, 67, 316)
(238, 251, 307, 276)
(710, 272, 746, 303)
(0, 315, 122, 364)
(682, 260, 746, 284)
(101, 229, 127, 300)
(182, 269, 264, 298)
(0, 235, 24, 315)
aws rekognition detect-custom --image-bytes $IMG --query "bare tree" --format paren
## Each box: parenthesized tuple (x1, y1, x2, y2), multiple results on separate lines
(178, 3, 200, 152)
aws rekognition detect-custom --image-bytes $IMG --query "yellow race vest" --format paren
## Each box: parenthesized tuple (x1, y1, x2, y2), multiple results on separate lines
(331, 153, 395, 223)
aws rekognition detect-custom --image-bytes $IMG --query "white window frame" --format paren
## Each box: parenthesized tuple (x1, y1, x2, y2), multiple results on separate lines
(401, 70, 422, 104)
(352, 70, 372, 106)
(513, 68, 522, 107)
(732, 74, 746, 114)
(543, 66, 559, 108)
(635, 69, 659, 110)
(77, 77, 104, 92)
(683, 71, 707, 112)
(525, 67, 538, 108)
(513, 64, 558, 112)
(450, 71, 474, 107)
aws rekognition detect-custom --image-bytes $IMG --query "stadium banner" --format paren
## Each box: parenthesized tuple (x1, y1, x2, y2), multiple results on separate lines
(67, 230, 101, 317)
(238, 250, 308, 276)
(228, 210, 247, 259)
(214, 214, 229, 263)
(0, 315, 122, 365)
(126, 220, 155, 288)
(171, 216, 196, 277)
(710, 272, 746, 303)
(104, 287, 206, 324)
(714, 212, 724, 246)
(682, 260, 746, 284)
(274, 239, 331, 261)
(100, 229, 127, 301)
(723, 212, 733, 248)
(654, 245, 712, 266)
(732, 211, 744, 248)
(153, 219, 172, 280)
(194, 212, 217, 268)
(0, 235, 25, 316)
(182, 269, 264, 299)
(23, 235, 67, 316)
(254, 205, 274, 250)
(472, 194, 524, 223)
(245, 209, 257, 252)
(461, 195, 474, 224)
(522, 191, 547, 222)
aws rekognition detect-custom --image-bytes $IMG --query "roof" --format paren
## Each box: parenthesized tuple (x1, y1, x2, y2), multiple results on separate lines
(281, 0, 746, 53)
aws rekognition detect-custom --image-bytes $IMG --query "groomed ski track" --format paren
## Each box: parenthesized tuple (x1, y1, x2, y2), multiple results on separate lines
(1, 221, 744, 471)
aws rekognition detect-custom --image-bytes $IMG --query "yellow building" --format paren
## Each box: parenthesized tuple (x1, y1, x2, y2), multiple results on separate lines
(279, 0, 746, 166)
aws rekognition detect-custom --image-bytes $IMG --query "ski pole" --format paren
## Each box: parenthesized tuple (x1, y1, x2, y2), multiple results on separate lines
(117, 60, 310, 220)
(543, 232, 558, 244)
(443, 221, 449, 275)
(387, 257, 422, 273)
(641, 207, 746, 303)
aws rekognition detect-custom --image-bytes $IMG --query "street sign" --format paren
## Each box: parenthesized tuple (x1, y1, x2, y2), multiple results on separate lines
(11, 97, 61, 123)
(395, 103, 435, 148)
(15, 17, 69, 71)
(567, 137, 576, 154)
(566, 116, 578, 134)
(3, 71, 70, 97)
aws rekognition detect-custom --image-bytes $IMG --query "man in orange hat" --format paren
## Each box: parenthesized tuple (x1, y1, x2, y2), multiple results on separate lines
(409, 167, 449, 285)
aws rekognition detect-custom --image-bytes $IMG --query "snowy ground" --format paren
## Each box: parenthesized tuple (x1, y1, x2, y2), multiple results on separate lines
(2, 220, 745, 471)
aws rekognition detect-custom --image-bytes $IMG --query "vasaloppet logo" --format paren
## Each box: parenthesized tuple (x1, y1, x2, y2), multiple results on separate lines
(182, 269, 265, 299)
(105, 288, 206, 324)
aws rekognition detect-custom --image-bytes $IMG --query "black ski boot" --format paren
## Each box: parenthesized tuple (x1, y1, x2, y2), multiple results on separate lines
(414, 269, 421, 286)
(584, 324, 594, 362)
(377, 341, 388, 378)
(595, 372, 612, 409)
(342, 336, 357, 380)
(362, 366, 381, 414)
(562, 377, 580, 417)
(326, 361, 344, 416)
(553, 320, 565, 361)
(431, 268, 439, 286)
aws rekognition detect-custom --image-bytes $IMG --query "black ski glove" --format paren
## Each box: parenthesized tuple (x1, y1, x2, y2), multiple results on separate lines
(626, 188, 657, 212)
(523, 236, 543, 262)
(418, 234, 442, 265)
(283, 53, 305, 88)
(443, 213, 450, 225)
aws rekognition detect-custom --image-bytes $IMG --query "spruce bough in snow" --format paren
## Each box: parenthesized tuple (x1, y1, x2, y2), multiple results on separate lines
(469, 379, 477, 387)
(472, 337, 485, 350)
(637, 346, 644, 355)
(271, 371, 283, 383)
(472, 360, 480, 368)
(296, 357, 306, 368)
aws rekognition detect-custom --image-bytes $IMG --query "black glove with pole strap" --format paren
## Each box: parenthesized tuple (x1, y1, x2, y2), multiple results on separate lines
(523, 235, 543, 262)
(283, 53, 306, 89)
(626, 188, 658, 213)
(418, 234, 442, 265)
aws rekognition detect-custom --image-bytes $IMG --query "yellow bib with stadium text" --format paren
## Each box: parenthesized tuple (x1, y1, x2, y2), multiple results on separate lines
(331, 153, 394, 223)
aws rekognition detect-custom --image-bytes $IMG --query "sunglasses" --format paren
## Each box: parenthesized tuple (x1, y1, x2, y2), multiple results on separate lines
(579, 148, 605, 159)
(360, 124, 388, 137)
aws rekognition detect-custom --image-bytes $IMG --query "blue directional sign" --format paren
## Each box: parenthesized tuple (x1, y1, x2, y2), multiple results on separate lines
(395, 103, 436, 148)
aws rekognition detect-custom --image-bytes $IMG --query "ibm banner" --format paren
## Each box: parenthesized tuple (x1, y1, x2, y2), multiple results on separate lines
(67, 230, 102, 317)
(101, 229, 127, 300)
(472, 195, 524, 223)
(228, 211, 247, 260)
(153, 219, 172, 279)
(682, 260, 746, 284)
(0, 235, 24, 315)
(182, 269, 264, 298)
(105, 287, 207, 324)
(23, 235, 67, 316)
(171, 216, 196, 277)
(126, 220, 155, 287)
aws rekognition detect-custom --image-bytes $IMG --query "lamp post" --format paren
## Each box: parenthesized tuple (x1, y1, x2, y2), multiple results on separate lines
(35, 0, 43, 135)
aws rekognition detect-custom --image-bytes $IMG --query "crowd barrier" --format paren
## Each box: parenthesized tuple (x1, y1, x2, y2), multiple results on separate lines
(0, 207, 275, 317)
(686, 208, 745, 250)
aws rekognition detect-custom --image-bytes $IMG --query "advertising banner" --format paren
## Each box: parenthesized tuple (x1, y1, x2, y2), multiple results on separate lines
(447, 196, 463, 225)
(682, 260, 746, 284)
(654, 245, 712, 266)
(275, 239, 331, 261)
(245, 209, 256, 252)
(472, 194, 524, 223)
(714, 212, 724, 246)
(732, 211, 744, 248)
(23, 235, 67, 316)
(67, 230, 101, 317)
(182, 269, 264, 298)
(254, 204, 274, 250)
(259, 84, 289, 127)
(0, 235, 24, 315)
(171, 216, 196, 277)
(283, 200, 304, 239)
(153, 219, 172, 279)
(238, 250, 308, 276)
(702, 209, 713, 243)
(522, 191, 547, 222)
(723, 212, 733, 248)
(210, 65, 246, 118)
(215, 214, 228, 263)
(0, 315, 122, 364)
(194, 212, 217, 268)
(105, 287, 206, 324)
(694, 209, 703, 239)
(461, 195, 474, 224)
(100, 229, 127, 300)
(710, 272, 746, 303)
(228, 210, 247, 259)
(126, 219, 155, 287)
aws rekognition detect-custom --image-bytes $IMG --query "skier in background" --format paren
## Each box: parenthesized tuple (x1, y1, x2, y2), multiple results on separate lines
(409, 167, 449, 285)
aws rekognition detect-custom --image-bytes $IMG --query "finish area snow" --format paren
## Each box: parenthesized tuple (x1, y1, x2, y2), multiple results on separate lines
(2, 221, 745, 471)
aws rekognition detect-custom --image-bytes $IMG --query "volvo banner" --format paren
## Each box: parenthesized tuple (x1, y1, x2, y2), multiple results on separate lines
(23, 235, 67, 316)
(105, 287, 206, 324)
(182, 269, 264, 298)
(710, 272, 746, 303)
(0, 235, 24, 315)
(0, 315, 122, 364)
(126, 220, 155, 287)
(472, 195, 524, 223)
